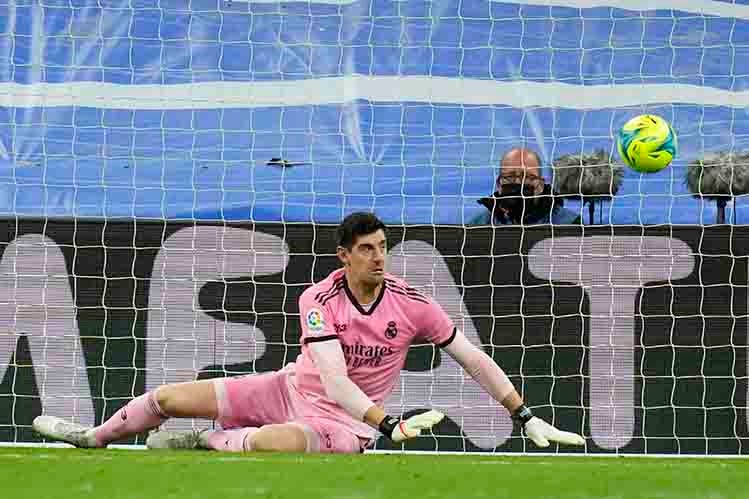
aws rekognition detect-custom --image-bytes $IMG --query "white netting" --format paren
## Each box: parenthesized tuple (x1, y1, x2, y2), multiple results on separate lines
(0, 1, 746, 453)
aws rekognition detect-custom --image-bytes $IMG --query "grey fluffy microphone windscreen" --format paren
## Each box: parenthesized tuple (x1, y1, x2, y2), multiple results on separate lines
(686, 151, 749, 224)
(552, 149, 624, 224)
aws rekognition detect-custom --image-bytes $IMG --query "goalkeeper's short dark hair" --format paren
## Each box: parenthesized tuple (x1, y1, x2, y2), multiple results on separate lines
(336, 212, 387, 249)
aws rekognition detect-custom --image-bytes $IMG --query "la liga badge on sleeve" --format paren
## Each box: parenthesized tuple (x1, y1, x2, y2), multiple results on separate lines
(306, 308, 325, 334)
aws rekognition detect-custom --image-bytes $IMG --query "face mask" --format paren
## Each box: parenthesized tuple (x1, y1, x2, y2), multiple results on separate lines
(494, 183, 540, 223)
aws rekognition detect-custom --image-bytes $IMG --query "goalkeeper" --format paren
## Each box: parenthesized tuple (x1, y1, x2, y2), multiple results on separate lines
(34, 212, 584, 454)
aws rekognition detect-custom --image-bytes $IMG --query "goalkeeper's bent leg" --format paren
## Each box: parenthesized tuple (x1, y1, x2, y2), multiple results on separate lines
(149, 422, 362, 454)
(203, 424, 312, 453)
(148, 425, 308, 453)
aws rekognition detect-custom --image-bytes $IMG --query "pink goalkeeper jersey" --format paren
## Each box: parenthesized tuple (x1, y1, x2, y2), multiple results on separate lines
(291, 268, 456, 439)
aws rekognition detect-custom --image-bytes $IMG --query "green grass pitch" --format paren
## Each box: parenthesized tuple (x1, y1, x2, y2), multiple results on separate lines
(0, 448, 746, 499)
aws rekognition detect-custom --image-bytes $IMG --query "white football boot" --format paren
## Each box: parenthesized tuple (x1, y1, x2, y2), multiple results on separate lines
(32, 416, 100, 448)
(146, 429, 210, 450)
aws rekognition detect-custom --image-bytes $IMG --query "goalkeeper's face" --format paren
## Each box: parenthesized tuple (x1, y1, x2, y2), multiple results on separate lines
(340, 230, 387, 287)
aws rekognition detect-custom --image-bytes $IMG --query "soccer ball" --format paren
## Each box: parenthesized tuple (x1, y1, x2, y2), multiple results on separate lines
(617, 114, 677, 173)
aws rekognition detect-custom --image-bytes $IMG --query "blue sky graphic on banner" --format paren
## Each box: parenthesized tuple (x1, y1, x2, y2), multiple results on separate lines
(1, 0, 749, 224)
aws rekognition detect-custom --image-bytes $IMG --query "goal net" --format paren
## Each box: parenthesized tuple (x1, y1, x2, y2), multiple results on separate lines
(0, 1, 746, 454)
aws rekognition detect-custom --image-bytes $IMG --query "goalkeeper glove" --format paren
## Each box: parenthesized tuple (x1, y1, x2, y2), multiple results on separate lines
(513, 405, 585, 448)
(378, 410, 444, 443)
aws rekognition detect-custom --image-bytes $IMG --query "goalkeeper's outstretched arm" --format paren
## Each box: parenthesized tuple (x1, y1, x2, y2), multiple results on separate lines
(443, 330, 585, 448)
(309, 339, 444, 443)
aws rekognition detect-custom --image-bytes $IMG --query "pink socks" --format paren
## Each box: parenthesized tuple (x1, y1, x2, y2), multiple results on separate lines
(203, 428, 258, 452)
(93, 392, 167, 446)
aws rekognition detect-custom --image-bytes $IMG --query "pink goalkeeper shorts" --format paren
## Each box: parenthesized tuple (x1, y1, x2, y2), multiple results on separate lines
(213, 369, 369, 454)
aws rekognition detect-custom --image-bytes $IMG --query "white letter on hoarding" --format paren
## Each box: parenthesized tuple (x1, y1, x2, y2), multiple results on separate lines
(146, 226, 288, 430)
(0, 234, 95, 426)
(387, 240, 513, 449)
(528, 236, 693, 449)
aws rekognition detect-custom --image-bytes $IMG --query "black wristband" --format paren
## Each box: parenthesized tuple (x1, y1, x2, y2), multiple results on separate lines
(512, 405, 534, 425)
(378, 415, 400, 439)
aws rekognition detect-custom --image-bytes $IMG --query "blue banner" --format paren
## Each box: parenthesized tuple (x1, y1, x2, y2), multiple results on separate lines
(0, 0, 747, 224)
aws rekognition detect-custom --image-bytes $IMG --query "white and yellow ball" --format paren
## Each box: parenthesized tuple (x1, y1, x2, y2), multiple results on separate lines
(617, 114, 677, 173)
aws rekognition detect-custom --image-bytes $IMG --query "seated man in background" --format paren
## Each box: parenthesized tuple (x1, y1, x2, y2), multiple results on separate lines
(470, 147, 580, 225)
